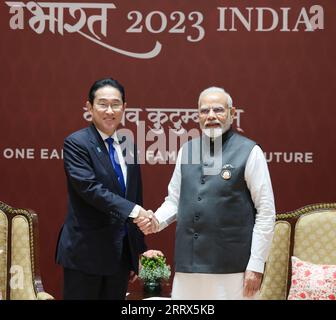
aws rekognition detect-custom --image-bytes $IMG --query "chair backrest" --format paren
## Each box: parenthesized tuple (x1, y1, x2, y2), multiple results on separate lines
(294, 210, 336, 265)
(259, 203, 336, 300)
(0, 201, 46, 300)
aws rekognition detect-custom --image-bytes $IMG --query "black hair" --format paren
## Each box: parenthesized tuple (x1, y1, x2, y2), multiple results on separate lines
(88, 78, 125, 104)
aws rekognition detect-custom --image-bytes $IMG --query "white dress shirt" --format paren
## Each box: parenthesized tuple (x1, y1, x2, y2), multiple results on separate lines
(155, 144, 276, 274)
(96, 128, 141, 217)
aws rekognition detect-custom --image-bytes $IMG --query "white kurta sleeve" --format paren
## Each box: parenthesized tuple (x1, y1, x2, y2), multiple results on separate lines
(245, 145, 276, 273)
(155, 148, 182, 231)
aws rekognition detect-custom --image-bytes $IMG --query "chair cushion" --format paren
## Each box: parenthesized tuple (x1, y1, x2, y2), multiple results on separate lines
(288, 256, 336, 300)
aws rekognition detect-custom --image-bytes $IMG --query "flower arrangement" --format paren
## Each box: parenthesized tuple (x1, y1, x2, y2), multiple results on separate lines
(139, 250, 171, 287)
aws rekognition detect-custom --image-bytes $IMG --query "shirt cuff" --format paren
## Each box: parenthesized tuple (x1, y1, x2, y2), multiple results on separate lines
(246, 257, 266, 274)
(129, 205, 142, 218)
(155, 211, 170, 231)
(157, 220, 168, 232)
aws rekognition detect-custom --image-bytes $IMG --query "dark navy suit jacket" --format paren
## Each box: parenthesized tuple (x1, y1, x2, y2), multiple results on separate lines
(56, 124, 146, 275)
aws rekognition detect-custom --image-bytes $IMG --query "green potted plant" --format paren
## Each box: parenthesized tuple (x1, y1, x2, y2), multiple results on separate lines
(139, 250, 171, 294)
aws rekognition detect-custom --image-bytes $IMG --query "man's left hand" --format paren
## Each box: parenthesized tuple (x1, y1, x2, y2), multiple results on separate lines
(129, 271, 137, 283)
(134, 211, 159, 235)
(243, 270, 263, 297)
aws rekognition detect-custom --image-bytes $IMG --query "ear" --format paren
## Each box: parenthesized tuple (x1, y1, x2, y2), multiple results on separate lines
(230, 107, 236, 124)
(86, 101, 93, 113)
(122, 102, 127, 111)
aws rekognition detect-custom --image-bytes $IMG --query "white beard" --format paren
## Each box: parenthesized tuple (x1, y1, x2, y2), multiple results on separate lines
(203, 127, 224, 139)
(202, 114, 232, 139)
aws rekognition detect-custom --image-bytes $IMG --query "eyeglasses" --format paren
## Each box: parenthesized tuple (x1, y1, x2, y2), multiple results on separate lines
(199, 106, 227, 115)
(94, 102, 123, 111)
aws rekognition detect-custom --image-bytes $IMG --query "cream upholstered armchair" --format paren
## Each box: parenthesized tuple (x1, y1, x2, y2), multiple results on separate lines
(259, 203, 336, 300)
(0, 201, 54, 300)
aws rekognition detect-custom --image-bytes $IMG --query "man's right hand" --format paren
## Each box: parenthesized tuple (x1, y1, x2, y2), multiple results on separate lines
(134, 209, 159, 235)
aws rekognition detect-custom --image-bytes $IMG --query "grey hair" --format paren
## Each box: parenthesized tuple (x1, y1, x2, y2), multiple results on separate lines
(198, 87, 233, 109)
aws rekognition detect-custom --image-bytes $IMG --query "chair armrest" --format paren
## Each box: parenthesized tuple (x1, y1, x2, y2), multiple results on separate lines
(37, 292, 54, 300)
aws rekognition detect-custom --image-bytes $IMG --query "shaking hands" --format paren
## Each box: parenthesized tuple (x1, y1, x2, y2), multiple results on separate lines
(134, 208, 159, 235)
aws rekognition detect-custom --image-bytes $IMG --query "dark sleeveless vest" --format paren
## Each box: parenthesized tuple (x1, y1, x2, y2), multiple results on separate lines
(175, 129, 257, 273)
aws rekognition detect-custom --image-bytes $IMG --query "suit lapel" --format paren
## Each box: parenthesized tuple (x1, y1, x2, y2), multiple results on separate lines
(88, 124, 123, 195)
(120, 134, 136, 197)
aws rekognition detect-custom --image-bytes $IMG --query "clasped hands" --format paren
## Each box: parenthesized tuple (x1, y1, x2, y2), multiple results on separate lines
(133, 208, 159, 235)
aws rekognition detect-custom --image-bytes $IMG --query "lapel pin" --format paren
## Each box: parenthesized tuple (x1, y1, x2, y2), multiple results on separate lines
(222, 164, 234, 169)
(96, 146, 102, 153)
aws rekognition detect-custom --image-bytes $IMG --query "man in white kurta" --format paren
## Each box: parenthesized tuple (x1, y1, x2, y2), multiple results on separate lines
(135, 87, 275, 300)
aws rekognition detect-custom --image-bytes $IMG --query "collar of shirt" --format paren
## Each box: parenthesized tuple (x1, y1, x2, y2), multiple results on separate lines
(95, 128, 120, 148)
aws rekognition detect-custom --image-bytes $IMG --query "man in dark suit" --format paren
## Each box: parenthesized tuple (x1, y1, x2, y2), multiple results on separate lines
(56, 78, 151, 299)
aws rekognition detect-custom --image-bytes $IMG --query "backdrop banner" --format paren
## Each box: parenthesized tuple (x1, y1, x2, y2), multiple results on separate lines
(0, 0, 335, 299)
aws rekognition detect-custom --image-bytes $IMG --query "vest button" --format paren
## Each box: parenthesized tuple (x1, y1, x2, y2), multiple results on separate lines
(198, 197, 201, 201)
(194, 233, 199, 239)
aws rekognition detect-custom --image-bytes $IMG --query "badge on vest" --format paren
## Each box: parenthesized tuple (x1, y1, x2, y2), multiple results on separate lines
(221, 169, 231, 180)
(221, 164, 234, 180)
